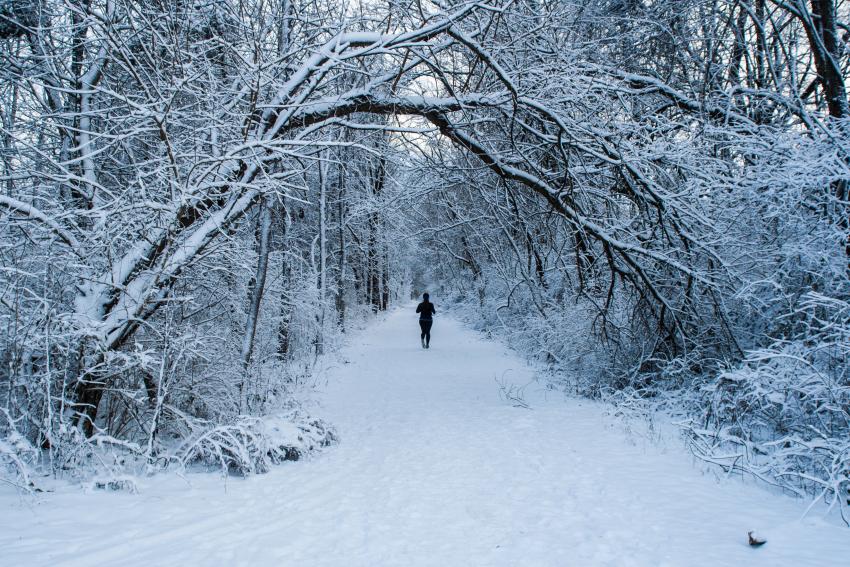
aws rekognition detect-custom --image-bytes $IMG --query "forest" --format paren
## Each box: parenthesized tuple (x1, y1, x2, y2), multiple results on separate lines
(1, 0, 848, 527)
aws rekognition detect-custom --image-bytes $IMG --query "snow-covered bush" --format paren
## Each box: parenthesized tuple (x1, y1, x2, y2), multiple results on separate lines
(176, 413, 337, 476)
(0, 410, 38, 491)
(683, 293, 850, 520)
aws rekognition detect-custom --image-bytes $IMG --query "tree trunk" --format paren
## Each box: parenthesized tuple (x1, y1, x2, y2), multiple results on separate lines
(807, 0, 849, 120)
(368, 156, 386, 312)
(801, 0, 850, 263)
(316, 156, 328, 355)
(240, 195, 273, 408)
(336, 168, 347, 330)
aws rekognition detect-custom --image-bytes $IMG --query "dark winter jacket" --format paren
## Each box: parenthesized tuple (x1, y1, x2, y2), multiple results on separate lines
(416, 301, 436, 321)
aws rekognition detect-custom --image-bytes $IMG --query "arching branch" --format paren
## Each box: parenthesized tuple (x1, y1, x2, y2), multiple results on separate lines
(0, 195, 83, 255)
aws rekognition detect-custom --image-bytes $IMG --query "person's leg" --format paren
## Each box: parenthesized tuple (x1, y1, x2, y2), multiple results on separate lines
(424, 320, 433, 348)
(419, 320, 427, 348)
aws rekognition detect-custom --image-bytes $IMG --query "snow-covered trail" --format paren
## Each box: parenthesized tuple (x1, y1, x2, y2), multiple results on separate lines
(2, 307, 847, 566)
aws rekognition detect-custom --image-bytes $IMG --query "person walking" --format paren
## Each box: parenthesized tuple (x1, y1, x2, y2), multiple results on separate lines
(416, 293, 436, 349)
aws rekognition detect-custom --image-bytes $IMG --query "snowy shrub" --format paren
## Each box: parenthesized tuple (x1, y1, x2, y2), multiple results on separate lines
(0, 410, 38, 491)
(176, 412, 337, 476)
(682, 293, 850, 521)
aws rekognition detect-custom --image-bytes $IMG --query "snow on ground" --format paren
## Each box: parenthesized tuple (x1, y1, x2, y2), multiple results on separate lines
(1, 307, 847, 567)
